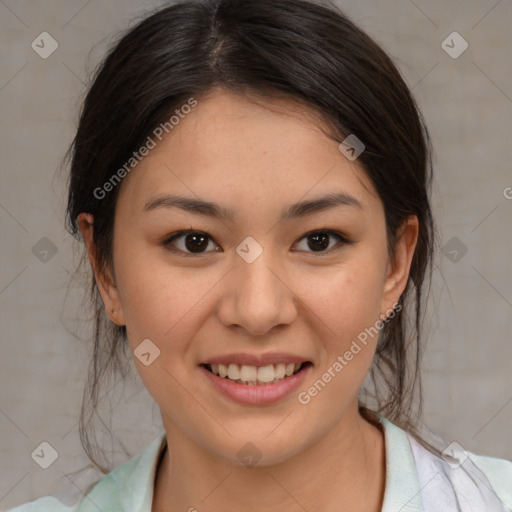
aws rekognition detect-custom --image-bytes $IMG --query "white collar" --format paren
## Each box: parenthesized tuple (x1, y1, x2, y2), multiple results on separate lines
(105, 416, 507, 511)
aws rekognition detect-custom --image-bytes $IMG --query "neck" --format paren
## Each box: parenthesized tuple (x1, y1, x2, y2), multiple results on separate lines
(153, 405, 385, 512)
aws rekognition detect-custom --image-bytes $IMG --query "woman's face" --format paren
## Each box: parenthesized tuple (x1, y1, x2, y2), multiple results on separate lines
(79, 87, 417, 466)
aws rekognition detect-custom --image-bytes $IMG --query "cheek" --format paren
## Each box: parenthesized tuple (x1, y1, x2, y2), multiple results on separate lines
(303, 259, 385, 344)
(114, 256, 216, 409)
(118, 259, 211, 349)
(293, 264, 385, 413)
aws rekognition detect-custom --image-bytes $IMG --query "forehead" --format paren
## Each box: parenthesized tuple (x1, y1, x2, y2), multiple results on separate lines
(116, 88, 379, 217)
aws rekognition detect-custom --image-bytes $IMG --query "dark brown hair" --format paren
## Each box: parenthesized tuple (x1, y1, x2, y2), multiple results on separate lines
(64, 0, 440, 475)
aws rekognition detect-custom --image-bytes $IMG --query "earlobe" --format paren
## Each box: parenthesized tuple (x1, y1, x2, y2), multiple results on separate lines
(76, 213, 126, 326)
(381, 216, 419, 315)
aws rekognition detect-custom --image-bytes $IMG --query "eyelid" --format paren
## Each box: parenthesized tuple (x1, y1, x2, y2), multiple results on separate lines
(162, 230, 221, 257)
(292, 229, 354, 253)
(162, 228, 354, 256)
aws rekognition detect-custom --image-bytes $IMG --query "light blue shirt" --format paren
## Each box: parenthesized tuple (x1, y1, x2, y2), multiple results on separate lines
(8, 416, 512, 511)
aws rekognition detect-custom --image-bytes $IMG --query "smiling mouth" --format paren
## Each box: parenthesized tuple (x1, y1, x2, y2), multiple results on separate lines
(201, 361, 312, 386)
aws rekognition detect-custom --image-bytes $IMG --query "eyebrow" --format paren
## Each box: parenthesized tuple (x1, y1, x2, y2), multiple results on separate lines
(143, 192, 363, 221)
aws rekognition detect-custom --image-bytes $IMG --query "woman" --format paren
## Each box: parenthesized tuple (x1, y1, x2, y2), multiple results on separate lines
(9, 0, 512, 510)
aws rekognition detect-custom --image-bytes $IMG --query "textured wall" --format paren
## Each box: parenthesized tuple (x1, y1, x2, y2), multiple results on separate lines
(1, 0, 511, 509)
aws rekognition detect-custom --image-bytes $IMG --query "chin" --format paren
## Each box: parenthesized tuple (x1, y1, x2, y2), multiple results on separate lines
(210, 431, 309, 469)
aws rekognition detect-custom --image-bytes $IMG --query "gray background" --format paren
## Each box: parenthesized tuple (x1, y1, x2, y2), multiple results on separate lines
(1, 0, 511, 509)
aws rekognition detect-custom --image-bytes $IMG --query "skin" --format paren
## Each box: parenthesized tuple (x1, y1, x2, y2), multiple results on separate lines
(78, 87, 418, 512)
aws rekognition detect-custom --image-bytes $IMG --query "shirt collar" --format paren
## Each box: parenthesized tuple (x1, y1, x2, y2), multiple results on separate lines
(378, 415, 424, 511)
(113, 431, 167, 512)
(113, 416, 423, 512)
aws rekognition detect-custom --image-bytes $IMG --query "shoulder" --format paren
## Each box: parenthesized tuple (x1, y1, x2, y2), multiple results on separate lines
(6, 495, 76, 512)
(469, 452, 512, 510)
(407, 432, 512, 511)
(5, 474, 122, 512)
(6, 432, 167, 512)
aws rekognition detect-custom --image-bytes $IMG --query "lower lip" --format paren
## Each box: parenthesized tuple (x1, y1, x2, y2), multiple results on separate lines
(199, 364, 312, 405)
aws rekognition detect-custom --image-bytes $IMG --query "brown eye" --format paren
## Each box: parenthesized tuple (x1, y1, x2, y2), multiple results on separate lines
(162, 228, 352, 257)
(163, 231, 220, 255)
(294, 230, 352, 254)
(307, 232, 331, 251)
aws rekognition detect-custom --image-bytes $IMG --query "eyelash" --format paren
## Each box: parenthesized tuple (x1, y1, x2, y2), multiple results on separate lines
(161, 228, 354, 257)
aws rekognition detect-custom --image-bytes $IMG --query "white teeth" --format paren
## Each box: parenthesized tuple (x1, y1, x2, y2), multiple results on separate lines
(227, 364, 240, 380)
(274, 363, 286, 379)
(257, 365, 276, 383)
(206, 362, 305, 385)
(285, 363, 295, 377)
(218, 363, 228, 378)
(240, 364, 258, 383)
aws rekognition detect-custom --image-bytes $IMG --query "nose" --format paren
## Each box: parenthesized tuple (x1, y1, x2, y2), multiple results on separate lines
(216, 250, 298, 336)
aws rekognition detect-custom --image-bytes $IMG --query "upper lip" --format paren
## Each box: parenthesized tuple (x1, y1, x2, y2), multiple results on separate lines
(200, 352, 311, 367)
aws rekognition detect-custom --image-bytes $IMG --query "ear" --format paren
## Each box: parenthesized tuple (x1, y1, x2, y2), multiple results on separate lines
(380, 215, 419, 318)
(77, 213, 126, 326)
